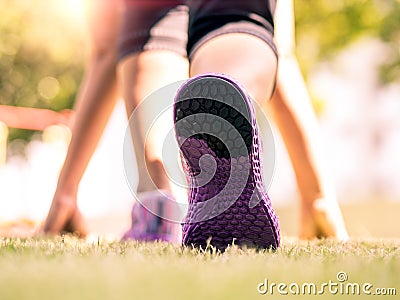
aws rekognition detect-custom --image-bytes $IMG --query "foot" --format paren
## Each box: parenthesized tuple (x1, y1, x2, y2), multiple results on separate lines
(122, 190, 182, 244)
(174, 74, 280, 251)
(300, 197, 349, 241)
(42, 195, 88, 237)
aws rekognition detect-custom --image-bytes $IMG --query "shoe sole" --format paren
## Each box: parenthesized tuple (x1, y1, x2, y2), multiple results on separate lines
(174, 74, 280, 250)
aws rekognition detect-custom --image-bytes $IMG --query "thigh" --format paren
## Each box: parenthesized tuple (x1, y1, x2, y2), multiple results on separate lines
(186, 0, 277, 59)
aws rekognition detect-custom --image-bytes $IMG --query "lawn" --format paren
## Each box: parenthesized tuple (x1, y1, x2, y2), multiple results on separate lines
(0, 237, 398, 300)
(0, 202, 399, 300)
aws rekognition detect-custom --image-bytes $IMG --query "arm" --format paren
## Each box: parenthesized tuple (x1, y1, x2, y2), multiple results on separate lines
(73, 0, 120, 113)
(271, 0, 348, 240)
(43, 0, 121, 235)
(272, 0, 318, 134)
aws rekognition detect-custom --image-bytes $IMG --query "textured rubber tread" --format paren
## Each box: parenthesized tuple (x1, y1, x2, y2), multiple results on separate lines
(174, 74, 280, 251)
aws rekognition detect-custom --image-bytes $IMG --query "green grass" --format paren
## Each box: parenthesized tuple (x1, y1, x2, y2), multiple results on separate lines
(0, 237, 399, 300)
(1, 202, 399, 300)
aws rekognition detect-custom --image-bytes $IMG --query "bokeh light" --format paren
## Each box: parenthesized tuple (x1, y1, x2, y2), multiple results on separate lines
(37, 77, 60, 100)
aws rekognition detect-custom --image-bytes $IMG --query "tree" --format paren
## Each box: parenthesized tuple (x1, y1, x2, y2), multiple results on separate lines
(294, 0, 400, 84)
(0, 0, 86, 140)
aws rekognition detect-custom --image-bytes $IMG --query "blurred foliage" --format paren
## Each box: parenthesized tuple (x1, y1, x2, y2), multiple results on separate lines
(0, 0, 86, 140)
(294, 0, 400, 84)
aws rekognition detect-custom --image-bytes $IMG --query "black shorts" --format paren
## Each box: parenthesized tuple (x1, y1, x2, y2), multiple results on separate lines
(117, 1, 189, 61)
(117, 0, 277, 61)
(187, 0, 277, 59)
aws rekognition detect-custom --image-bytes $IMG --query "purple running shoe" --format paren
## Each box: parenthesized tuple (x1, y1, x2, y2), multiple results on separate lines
(122, 190, 181, 243)
(174, 74, 280, 250)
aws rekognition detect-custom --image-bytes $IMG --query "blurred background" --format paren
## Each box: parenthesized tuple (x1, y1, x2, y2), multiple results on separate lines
(0, 0, 399, 237)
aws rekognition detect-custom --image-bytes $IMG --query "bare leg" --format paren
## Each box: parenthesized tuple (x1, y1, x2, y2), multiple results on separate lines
(190, 32, 348, 240)
(190, 33, 277, 104)
(269, 56, 348, 240)
(43, 54, 119, 236)
(44, 49, 188, 236)
(175, 32, 281, 250)
(118, 50, 189, 193)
